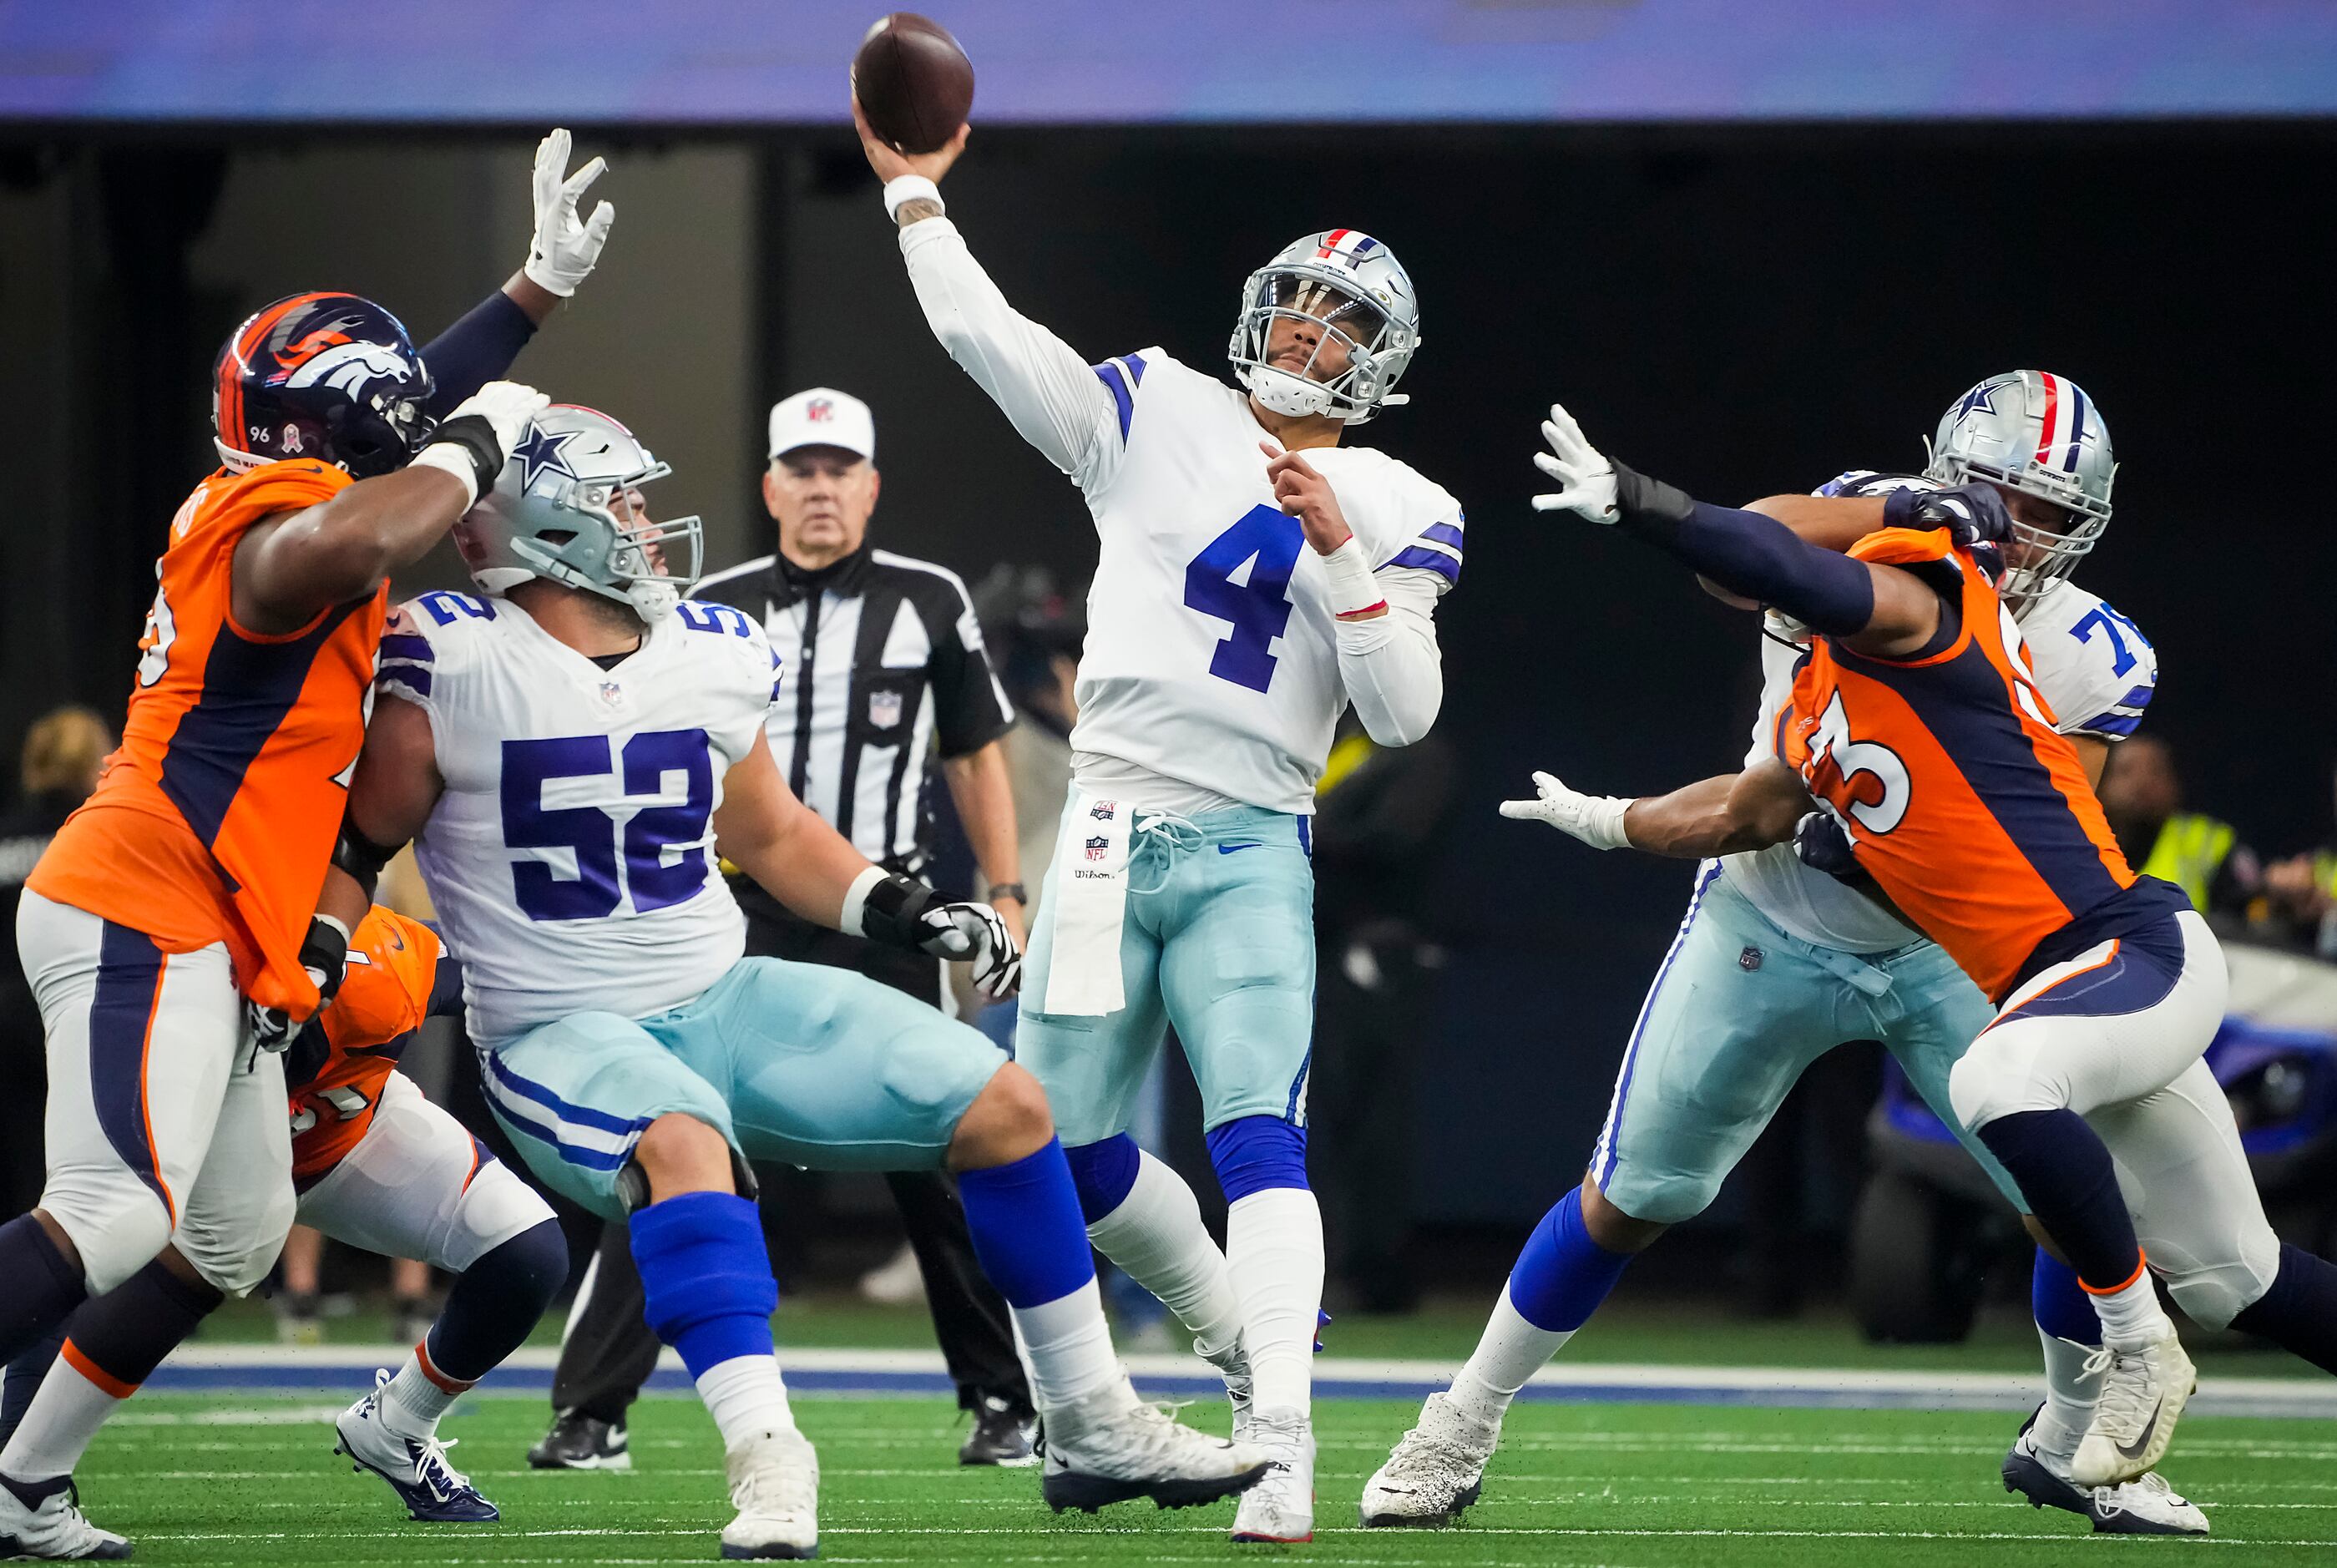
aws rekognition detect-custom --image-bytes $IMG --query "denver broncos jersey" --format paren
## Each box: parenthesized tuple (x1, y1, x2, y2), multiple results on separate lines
(1725, 470, 2162, 953)
(30, 459, 381, 1014)
(287, 904, 452, 1181)
(1780, 525, 2185, 1000)
(1070, 349, 1460, 813)
(377, 591, 779, 1047)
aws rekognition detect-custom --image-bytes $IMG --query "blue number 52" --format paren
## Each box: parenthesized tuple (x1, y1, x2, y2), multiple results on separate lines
(1185, 504, 1304, 694)
(501, 729, 715, 922)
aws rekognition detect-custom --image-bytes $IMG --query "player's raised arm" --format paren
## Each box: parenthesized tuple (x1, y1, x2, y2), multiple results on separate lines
(853, 98, 1122, 493)
(714, 731, 1022, 998)
(1529, 403, 2000, 662)
(1501, 761, 1812, 860)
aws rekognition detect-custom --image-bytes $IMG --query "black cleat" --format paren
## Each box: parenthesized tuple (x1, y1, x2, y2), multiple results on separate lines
(529, 1410, 630, 1471)
(959, 1396, 1038, 1468)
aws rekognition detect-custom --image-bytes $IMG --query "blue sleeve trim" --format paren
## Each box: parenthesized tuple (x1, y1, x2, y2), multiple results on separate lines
(1092, 360, 1136, 441)
(1420, 521, 1466, 550)
(1122, 352, 1147, 388)
(1382, 544, 1460, 584)
(376, 665, 432, 699)
(379, 633, 435, 665)
(2082, 712, 2143, 737)
(2120, 684, 2155, 711)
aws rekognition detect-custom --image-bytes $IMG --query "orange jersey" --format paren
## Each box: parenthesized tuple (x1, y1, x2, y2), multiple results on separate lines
(30, 459, 385, 1014)
(288, 906, 447, 1181)
(1782, 526, 2173, 1000)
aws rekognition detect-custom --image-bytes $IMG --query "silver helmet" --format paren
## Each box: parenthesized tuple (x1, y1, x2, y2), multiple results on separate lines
(1228, 230, 1419, 423)
(456, 404, 703, 622)
(1924, 370, 2115, 613)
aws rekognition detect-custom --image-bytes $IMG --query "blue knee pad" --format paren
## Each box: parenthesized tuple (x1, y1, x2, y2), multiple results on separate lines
(2031, 1248, 2099, 1346)
(1064, 1134, 1141, 1222)
(1508, 1186, 1632, 1333)
(628, 1191, 777, 1378)
(1205, 1115, 1308, 1203)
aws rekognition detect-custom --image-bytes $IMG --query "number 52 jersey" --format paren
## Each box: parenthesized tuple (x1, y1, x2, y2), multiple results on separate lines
(376, 591, 782, 1048)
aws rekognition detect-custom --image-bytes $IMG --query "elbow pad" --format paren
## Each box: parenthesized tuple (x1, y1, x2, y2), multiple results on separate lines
(333, 809, 403, 898)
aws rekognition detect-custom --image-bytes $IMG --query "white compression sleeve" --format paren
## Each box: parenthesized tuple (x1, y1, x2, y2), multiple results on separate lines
(1084, 1151, 1245, 1363)
(1334, 567, 1447, 746)
(1447, 1283, 1571, 1425)
(899, 215, 1124, 493)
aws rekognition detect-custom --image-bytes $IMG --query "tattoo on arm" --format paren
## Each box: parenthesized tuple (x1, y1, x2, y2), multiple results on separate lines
(895, 199, 944, 227)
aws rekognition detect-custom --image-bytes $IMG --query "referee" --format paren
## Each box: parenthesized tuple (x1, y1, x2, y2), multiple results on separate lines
(529, 387, 1036, 1469)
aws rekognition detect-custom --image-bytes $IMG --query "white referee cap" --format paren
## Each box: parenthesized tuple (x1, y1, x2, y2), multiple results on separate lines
(768, 387, 875, 463)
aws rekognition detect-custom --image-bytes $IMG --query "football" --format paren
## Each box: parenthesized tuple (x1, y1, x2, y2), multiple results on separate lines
(852, 13, 974, 154)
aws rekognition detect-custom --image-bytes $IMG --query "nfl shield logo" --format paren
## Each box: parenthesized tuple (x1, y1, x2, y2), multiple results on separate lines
(1084, 835, 1110, 862)
(807, 397, 833, 422)
(599, 680, 624, 707)
(1739, 946, 1764, 972)
(868, 690, 903, 727)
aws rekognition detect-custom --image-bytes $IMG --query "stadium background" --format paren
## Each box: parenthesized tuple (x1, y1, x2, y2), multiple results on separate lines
(3, 3, 2333, 1242)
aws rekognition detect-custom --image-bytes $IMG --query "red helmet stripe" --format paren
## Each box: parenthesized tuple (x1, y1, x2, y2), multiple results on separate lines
(2032, 372, 2061, 466)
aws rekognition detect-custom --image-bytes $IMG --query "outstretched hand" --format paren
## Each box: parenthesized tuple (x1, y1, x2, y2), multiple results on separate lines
(523, 129, 614, 299)
(1498, 770, 1633, 850)
(852, 94, 970, 186)
(1530, 402, 1621, 525)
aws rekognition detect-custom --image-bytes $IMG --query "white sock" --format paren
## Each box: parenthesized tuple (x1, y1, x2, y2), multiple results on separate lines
(1011, 1277, 1120, 1409)
(696, 1354, 794, 1450)
(1447, 1286, 1571, 1427)
(0, 1350, 124, 1483)
(1087, 1151, 1244, 1360)
(2032, 1329, 2102, 1465)
(1224, 1187, 1323, 1419)
(2090, 1272, 2173, 1350)
(376, 1346, 468, 1443)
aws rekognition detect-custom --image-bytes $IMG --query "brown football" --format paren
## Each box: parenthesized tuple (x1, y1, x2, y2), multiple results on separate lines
(852, 14, 974, 154)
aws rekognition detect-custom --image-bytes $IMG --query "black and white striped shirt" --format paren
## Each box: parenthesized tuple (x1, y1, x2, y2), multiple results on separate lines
(695, 544, 1014, 872)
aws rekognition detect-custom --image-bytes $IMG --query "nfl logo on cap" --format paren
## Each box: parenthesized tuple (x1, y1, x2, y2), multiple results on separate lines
(769, 387, 875, 463)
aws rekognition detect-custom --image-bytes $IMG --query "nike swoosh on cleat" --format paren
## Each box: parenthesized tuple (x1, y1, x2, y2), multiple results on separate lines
(1219, 843, 1263, 854)
(2116, 1399, 2164, 1461)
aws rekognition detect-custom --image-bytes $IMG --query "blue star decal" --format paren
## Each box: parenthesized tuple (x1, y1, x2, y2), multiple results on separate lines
(513, 425, 579, 490)
(1952, 380, 2001, 426)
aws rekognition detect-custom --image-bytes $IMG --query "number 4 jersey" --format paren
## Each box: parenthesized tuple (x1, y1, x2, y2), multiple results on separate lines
(377, 591, 781, 1047)
(1074, 349, 1461, 813)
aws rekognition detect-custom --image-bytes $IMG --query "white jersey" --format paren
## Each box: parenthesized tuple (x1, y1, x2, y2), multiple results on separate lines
(1722, 472, 2160, 953)
(899, 216, 1459, 815)
(377, 590, 781, 1046)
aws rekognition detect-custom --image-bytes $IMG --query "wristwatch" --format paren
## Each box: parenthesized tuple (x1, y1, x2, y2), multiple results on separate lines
(987, 883, 1028, 905)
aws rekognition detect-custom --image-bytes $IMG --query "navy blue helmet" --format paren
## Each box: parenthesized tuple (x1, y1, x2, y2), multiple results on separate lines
(211, 291, 435, 478)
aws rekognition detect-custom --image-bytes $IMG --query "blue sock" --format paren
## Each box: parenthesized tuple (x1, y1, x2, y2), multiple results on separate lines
(2232, 1243, 2337, 1374)
(0, 1216, 86, 1368)
(957, 1140, 1096, 1308)
(1507, 1187, 1632, 1333)
(424, 1219, 567, 1382)
(0, 1326, 65, 1452)
(1063, 1133, 1141, 1223)
(1204, 1115, 1308, 1201)
(2031, 1248, 2099, 1346)
(1975, 1110, 2142, 1291)
(629, 1191, 778, 1378)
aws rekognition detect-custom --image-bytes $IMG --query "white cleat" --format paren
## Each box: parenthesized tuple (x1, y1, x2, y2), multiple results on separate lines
(0, 1474, 132, 1560)
(2071, 1332, 2196, 1488)
(1230, 1407, 1315, 1545)
(2002, 1409, 2207, 1535)
(1360, 1390, 1501, 1529)
(720, 1426, 819, 1561)
(1211, 1339, 1256, 1439)
(1040, 1373, 1271, 1515)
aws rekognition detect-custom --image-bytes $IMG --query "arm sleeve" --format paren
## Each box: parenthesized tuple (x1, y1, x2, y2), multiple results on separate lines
(427, 953, 465, 1017)
(1626, 493, 1879, 637)
(928, 576, 1017, 757)
(898, 215, 1125, 495)
(417, 290, 537, 417)
(1335, 567, 1445, 747)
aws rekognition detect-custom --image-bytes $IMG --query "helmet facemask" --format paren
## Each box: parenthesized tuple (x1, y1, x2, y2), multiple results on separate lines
(1229, 234, 1419, 424)
(1923, 450, 2112, 615)
(1924, 370, 2115, 616)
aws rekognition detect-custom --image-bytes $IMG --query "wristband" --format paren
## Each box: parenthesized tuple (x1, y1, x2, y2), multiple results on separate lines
(1318, 535, 1387, 620)
(408, 443, 482, 508)
(986, 883, 1027, 905)
(883, 175, 944, 223)
(840, 866, 934, 948)
(1577, 794, 1634, 851)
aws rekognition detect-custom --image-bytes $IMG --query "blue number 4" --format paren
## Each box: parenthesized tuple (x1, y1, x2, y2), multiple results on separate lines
(501, 729, 715, 922)
(1185, 504, 1304, 694)
(2071, 606, 2152, 676)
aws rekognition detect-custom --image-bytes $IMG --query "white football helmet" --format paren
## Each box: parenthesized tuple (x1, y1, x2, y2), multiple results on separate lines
(1925, 370, 2115, 612)
(1228, 230, 1419, 423)
(456, 404, 703, 622)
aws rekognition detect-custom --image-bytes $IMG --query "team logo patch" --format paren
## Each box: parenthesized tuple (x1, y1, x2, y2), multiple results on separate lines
(1084, 835, 1110, 862)
(1089, 802, 1115, 821)
(599, 680, 625, 707)
(1738, 946, 1764, 972)
(868, 690, 903, 727)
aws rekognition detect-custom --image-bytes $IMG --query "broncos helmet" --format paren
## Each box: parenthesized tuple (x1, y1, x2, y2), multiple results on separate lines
(1229, 230, 1419, 423)
(1924, 370, 2115, 613)
(454, 404, 704, 623)
(212, 291, 435, 478)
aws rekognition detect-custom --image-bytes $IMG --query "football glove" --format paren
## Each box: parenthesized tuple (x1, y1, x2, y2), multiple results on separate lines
(915, 901, 1024, 999)
(1498, 770, 1633, 851)
(524, 129, 615, 298)
(1793, 807, 1861, 878)
(245, 914, 351, 1055)
(1530, 402, 1621, 524)
(1884, 480, 2015, 552)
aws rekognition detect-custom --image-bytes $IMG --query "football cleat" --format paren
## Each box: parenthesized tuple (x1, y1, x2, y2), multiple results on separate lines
(0, 1474, 131, 1560)
(334, 1369, 498, 1523)
(1040, 1373, 1270, 1515)
(959, 1393, 1038, 1468)
(721, 1425, 819, 1560)
(2003, 1407, 2207, 1535)
(1211, 1338, 1256, 1439)
(1229, 1407, 1315, 1544)
(1360, 1390, 1500, 1528)
(2071, 1332, 2195, 1488)
(529, 1409, 631, 1471)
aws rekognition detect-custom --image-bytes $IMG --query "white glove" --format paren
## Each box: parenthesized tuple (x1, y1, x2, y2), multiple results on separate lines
(1498, 770, 1633, 850)
(1530, 402, 1621, 524)
(916, 901, 1024, 999)
(447, 380, 551, 454)
(524, 129, 615, 297)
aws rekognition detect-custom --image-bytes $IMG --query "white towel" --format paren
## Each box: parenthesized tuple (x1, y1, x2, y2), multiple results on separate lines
(1041, 794, 1133, 1016)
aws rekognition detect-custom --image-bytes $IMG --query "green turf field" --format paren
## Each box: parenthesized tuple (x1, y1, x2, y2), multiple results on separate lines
(75, 1392, 2337, 1566)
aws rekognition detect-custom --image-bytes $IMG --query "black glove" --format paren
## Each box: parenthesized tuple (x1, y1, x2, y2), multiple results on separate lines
(246, 915, 351, 1055)
(1793, 808, 1861, 878)
(1884, 481, 2014, 552)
